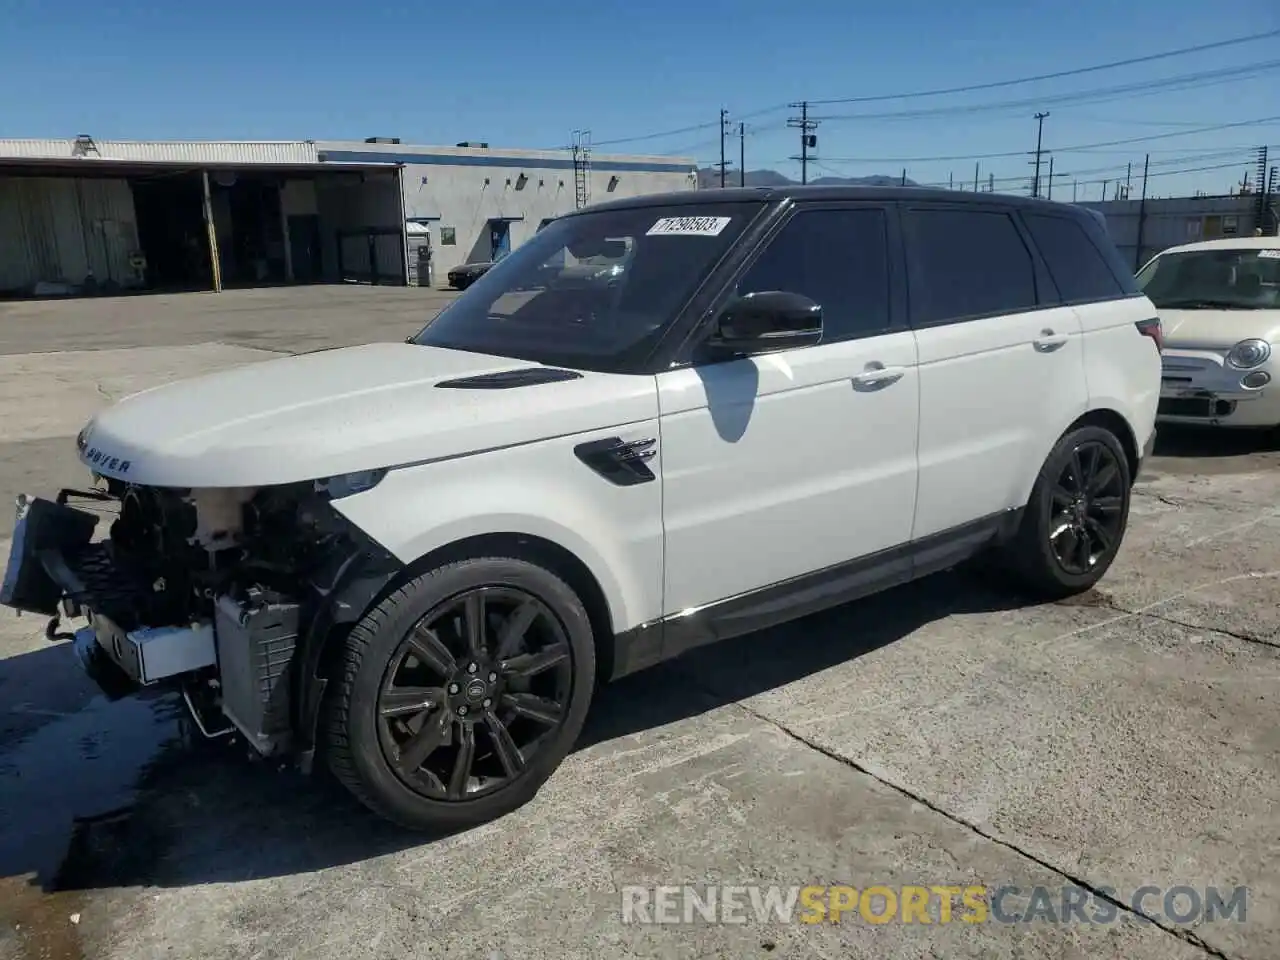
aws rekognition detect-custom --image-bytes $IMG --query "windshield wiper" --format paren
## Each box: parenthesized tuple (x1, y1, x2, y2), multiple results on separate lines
(1157, 298, 1252, 310)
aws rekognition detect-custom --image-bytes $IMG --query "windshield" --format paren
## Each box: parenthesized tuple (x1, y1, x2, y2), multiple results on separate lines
(1136, 247, 1280, 310)
(411, 202, 761, 372)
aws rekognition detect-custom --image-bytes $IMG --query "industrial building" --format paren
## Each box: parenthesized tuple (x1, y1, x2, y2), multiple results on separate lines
(0, 136, 696, 297)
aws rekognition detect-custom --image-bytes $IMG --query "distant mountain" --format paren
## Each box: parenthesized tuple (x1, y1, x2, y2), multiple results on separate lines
(696, 167, 918, 189)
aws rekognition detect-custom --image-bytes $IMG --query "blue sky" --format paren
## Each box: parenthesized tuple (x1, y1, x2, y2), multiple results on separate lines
(3, 0, 1278, 199)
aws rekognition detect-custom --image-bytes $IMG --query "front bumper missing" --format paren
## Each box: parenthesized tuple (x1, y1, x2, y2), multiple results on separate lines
(1, 494, 99, 617)
(2, 494, 216, 698)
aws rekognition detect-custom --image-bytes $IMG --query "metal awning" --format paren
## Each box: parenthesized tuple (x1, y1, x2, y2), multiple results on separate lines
(0, 157, 402, 177)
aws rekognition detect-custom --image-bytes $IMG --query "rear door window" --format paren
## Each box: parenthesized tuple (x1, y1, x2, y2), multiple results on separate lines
(902, 208, 1039, 325)
(1023, 212, 1127, 303)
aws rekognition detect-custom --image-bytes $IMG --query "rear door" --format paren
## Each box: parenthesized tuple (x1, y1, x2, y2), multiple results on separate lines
(903, 202, 1088, 540)
(1021, 209, 1160, 454)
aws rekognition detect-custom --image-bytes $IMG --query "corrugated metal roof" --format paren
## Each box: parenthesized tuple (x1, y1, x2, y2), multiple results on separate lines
(313, 140, 691, 166)
(0, 139, 319, 165)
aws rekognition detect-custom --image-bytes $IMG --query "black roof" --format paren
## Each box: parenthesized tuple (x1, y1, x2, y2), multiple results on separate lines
(571, 184, 1083, 217)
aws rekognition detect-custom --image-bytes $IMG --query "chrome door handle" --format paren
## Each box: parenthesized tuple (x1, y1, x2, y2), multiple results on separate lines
(1034, 329, 1069, 352)
(851, 364, 906, 389)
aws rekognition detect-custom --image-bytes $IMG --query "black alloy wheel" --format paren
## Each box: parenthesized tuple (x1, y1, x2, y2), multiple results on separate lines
(1046, 439, 1126, 576)
(999, 424, 1132, 600)
(376, 587, 573, 800)
(326, 555, 596, 831)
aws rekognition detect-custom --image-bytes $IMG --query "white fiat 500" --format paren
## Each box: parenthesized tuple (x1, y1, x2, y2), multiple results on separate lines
(1139, 236, 1280, 428)
(1, 186, 1160, 831)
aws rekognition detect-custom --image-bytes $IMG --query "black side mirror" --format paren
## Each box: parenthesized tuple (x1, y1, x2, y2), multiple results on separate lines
(707, 291, 823, 355)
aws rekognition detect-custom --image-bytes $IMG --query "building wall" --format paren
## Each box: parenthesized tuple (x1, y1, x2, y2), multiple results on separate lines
(1078, 195, 1265, 272)
(316, 142, 697, 279)
(0, 176, 140, 294)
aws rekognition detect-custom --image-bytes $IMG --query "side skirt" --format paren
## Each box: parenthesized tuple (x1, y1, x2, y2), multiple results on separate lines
(608, 508, 1023, 681)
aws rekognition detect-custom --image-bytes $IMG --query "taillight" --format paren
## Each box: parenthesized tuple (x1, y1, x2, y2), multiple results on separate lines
(1135, 317, 1164, 352)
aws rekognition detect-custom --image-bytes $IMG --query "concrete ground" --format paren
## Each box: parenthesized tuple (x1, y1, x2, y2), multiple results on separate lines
(1, 287, 1278, 960)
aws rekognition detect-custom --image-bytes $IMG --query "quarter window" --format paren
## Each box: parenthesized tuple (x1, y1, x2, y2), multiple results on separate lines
(735, 208, 892, 343)
(903, 209, 1038, 324)
(1023, 213, 1126, 302)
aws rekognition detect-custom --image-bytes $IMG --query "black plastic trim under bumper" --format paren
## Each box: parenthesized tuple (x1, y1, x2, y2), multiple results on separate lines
(71, 625, 141, 701)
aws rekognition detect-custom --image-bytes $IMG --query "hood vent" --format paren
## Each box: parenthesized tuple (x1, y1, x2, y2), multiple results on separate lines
(436, 368, 583, 389)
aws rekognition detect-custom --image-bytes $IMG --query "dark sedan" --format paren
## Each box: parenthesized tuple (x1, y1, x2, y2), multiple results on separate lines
(446, 261, 496, 290)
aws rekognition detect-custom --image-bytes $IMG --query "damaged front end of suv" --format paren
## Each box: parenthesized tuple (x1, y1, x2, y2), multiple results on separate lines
(2, 466, 401, 770)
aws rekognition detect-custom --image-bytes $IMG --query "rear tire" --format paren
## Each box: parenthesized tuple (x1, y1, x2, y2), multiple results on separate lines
(1002, 425, 1132, 601)
(325, 555, 596, 831)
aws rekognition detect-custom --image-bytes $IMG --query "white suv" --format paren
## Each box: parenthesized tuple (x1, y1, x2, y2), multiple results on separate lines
(1, 187, 1161, 831)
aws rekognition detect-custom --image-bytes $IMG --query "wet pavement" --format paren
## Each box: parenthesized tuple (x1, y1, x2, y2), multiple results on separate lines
(1, 289, 1279, 959)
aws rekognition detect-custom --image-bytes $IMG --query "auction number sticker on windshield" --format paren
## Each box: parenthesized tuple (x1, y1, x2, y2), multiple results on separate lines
(1258, 249, 1280, 259)
(646, 216, 732, 237)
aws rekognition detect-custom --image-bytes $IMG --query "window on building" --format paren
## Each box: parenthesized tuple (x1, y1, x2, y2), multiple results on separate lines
(1023, 213, 1127, 303)
(903, 209, 1038, 324)
(440, 227, 456, 245)
(734, 208, 892, 343)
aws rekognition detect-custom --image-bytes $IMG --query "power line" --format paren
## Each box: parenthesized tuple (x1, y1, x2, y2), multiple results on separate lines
(562, 31, 1280, 155)
(806, 29, 1280, 105)
(813, 59, 1280, 122)
(921, 157, 1252, 192)
(814, 115, 1280, 164)
(810, 148, 1258, 186)
(587, 104, 787, 149)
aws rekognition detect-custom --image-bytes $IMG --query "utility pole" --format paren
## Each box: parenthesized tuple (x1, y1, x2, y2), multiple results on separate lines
(988, 172, 994, 193)
(1072, 180, 1078, 203)
(973, 162, 980, 192)
(787, 102, 819, 185)
(718, 108, 729, 188)
(1133, 153, 1151, 271)
(1101, 179, 1109, 202)
(1125, 161, 1132, 199)
(1031, 111, 1049, 198)
(900, 168, 907, 186)
(739, 122, 745, 187)
(1046, 155, 1055, 200)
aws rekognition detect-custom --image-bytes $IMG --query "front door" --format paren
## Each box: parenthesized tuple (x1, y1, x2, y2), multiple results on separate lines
(657, 203, 920, 620)
(489, 221, 511, 260)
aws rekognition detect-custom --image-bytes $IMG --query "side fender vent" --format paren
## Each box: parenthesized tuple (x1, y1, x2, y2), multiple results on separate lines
(436, 368, 583, 389)
(575, 437, 657, 486)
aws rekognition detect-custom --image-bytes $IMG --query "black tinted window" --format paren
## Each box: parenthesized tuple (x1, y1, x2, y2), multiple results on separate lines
(903, 209, 1037, 324)
(735, 208, 891, 342)
(1024, 213, 1126, 302)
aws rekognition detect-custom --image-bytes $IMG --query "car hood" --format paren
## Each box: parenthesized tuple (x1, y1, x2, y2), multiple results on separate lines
(1159, 308, 1280, 348)
(77, 342, 657, 488)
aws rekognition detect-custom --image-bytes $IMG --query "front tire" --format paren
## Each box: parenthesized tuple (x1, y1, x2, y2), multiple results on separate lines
(325, 555, 596, 831)
(1003, 425, 1132, 600)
